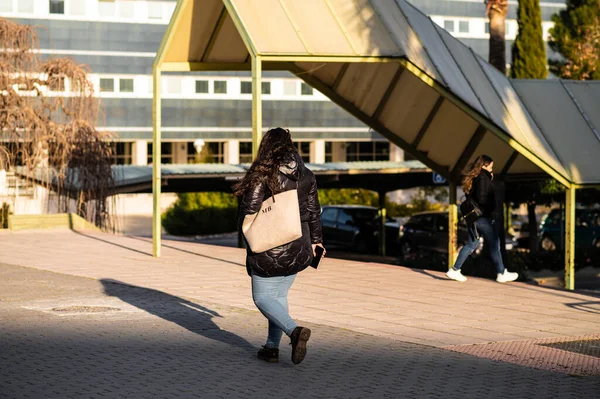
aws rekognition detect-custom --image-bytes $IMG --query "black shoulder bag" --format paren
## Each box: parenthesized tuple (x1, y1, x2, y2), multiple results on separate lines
(459, 195, 482, 225)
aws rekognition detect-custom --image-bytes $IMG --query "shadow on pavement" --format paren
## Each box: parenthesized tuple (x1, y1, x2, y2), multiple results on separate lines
(410, 268, 448, 281)
(101, 279, 253, 350)
(74, 231, 152, 257)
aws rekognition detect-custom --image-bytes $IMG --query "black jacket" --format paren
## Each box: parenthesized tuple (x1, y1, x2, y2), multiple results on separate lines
(238, 153, 323, 277)
(470, 170, 496, 218)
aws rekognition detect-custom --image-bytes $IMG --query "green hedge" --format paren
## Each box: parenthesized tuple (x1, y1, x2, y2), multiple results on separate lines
(162, 192, 237, 236)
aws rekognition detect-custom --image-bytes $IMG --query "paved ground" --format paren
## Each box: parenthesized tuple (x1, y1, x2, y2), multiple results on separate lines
(1, 230, 599, 398)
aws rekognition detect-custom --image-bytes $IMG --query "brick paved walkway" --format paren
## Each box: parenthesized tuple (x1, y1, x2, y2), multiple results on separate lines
(2, 263, 599, 399)
(1, 230, 600, 396)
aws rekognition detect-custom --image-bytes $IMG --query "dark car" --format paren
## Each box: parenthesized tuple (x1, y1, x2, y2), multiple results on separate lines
(398, 211, 473, 258)
(397, 211, 518, 259)
(539, 209, 600, 251)
(321, 205, 400, 253)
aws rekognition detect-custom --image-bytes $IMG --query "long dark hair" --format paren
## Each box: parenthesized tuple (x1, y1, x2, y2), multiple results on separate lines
(233, 127, 297, 197)
(462, 154, 493, 194)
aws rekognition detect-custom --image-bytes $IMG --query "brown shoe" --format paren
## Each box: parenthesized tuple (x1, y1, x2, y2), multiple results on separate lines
(257, 346, 279, 363)
(290, 327, 311, 365)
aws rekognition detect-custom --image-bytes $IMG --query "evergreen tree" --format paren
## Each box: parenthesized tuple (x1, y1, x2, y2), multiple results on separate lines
(549, 0, 600, 80)
(511, 0, 548, 79)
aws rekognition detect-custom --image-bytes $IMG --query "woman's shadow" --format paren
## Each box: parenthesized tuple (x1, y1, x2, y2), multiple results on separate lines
(101, 279, 254, 351)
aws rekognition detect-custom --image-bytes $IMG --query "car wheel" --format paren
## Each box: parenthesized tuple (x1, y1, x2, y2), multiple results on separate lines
(400, 241, 414, 258)
(541, 236, 557, 251)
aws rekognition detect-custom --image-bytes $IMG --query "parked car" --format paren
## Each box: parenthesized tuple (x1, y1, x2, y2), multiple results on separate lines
(539, 208, 600, 251)
(321, 205, 400, 253)
(510, 220, 531, 249)
(398, 211, 516, 259)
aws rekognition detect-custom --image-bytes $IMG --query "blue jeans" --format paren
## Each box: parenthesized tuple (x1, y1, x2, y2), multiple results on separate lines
(251, 273, 298, 349)
(452, 217, 505, 274)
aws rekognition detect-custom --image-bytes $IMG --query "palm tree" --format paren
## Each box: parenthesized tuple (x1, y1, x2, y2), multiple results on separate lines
(486, 0, 509, 74)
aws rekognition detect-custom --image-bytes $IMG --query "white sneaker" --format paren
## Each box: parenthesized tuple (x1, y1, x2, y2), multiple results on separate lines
(496, 270, 519, 283)
(446, 268, 467, 282)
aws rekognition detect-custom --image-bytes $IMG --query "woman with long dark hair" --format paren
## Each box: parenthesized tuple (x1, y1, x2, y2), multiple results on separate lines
(446, 155, 518, 283)
(234, 127, 324, 365)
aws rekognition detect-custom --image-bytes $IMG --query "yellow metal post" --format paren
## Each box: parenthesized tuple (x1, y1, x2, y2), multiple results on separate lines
(251, 55, 262, 159)
(379, 191, 387, 256)
(565, 187, 576, 290)
(448, 182, 458, 269)
(152, 67, 162, 257)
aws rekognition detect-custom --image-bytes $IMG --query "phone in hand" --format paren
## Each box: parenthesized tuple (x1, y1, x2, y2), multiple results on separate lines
(310, 245, 325, 269)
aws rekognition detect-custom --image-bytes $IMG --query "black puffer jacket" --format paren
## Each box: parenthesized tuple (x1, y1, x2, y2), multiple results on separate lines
(470, 170, 496, 218)
(239, 153, 323, 277)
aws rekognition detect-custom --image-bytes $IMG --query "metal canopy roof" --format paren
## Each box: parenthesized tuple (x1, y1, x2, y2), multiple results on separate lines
(17, 161, 432, 195)
(113, 161, 431, 194)
(156, 0, 600, 188)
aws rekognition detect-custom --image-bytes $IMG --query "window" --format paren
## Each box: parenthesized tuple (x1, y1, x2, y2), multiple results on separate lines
(239, 142, 252, 163)
(148, 1, 162, 19)
(294, 142, 310, 162)
(262, 82, 271, 95)
(325, 142, 332, 163)
(0, 1, 12, 12)
(283, 81, 297, 96)
(18, 0, 35, 13)
(300, 83, 313, 96)
(99, 78, 115, 92)
(213, 80, 227, 94)
(111, 142, 133, 165)
(346, 142, 389, 162)
(204, 142, 225, 163)
(119, 78, 134, 93)
(119, 0, 135, 18)
(98, 0, 116, 17)
(68, 0, 85, 15)
(240, 81, 270, 94)
(505, 21, 511, 36)
(444, 20, 454, 33)
(186, 142, 225, 163)
(337, 210, 354, 226)
(459, 21, 469, 34)
(195, 80, 209, 94)
(147, 142, 173, 164)
(321, 208, 337, 223)
(240, 81, 252, 94)
(49, 0, 64, 14)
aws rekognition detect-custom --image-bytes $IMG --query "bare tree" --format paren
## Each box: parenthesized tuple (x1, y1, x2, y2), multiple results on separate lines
(0, 18, 115, 230)
(486, 0, 509, 74)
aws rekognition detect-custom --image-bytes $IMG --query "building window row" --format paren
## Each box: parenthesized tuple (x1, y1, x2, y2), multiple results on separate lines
(0, 0, 175, 23)
(436, 17, 553, 40)
(93, 74, 320, 99)
(110, 141, 393, 166)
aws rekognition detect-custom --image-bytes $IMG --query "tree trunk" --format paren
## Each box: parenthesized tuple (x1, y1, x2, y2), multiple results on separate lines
(489, 9, 507, 74)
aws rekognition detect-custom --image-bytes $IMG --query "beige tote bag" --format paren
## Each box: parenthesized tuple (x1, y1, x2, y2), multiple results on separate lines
(242, 188, 302, 253)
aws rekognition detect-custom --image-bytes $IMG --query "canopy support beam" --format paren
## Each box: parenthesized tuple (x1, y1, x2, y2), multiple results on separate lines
(565, 187, 576, 290)
(413, 97, 444, 148)
(152, 67, 162, 257)
(448, 182, 458, 269)
(252, 55, 262, 159)
(451, 125, 486, 181)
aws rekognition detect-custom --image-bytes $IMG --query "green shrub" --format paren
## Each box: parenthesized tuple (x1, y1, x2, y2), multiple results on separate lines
(162, 192, 237, 236)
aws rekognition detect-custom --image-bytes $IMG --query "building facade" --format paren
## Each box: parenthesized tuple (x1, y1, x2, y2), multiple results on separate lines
(1, 0, 565, 168)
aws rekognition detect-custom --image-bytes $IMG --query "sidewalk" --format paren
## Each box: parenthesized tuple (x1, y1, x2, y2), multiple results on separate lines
(0, 230, 599, 395)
